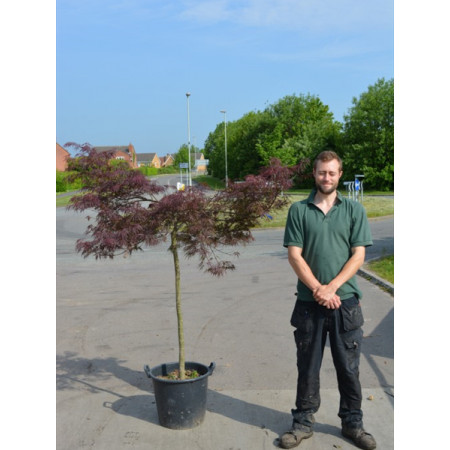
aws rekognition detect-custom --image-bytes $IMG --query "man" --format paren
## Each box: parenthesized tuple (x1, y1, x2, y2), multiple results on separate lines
(280, 151, 376, 450)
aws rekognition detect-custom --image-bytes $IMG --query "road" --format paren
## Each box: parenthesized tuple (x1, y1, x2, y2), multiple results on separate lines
(150, 173, 201, 190)
(142, 174, 394, 260)
(364, 216, 394, 261)
(56, 203, 394, 449)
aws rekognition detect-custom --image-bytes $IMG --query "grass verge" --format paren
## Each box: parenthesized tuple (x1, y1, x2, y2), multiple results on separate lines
(255, 193, 393, 228)
(56, 193, 76, 208)
(193, 175, 225, 190)
(366, 255, 394, 284)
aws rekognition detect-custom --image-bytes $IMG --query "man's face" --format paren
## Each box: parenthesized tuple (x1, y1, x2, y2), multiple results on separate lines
(313, 159, 343, 195)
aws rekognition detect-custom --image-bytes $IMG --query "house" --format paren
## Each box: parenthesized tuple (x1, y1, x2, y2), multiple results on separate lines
(56, 143, 70, 171)
(93, 144, 138, 168)
(160, 154, 175, 167)
(136, 153, 161, 168)
(193, 152, 207, 174)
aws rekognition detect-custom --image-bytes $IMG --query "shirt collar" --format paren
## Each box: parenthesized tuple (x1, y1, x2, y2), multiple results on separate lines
(307, 189, 343, 205)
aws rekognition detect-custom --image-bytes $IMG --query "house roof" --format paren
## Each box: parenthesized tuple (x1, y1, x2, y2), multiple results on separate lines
(136, 153, 159, 162)
(160, 154, 174, 163)
(93, 146, 132, 154)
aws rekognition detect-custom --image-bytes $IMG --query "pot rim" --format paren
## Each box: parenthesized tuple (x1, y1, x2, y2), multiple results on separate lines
(144, 361, 215, 384)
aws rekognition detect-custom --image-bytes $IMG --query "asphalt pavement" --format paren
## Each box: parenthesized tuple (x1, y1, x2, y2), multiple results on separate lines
(56, 207, 394, 450)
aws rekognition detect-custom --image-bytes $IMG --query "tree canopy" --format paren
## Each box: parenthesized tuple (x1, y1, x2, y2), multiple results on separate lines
(173, 143, 202, 169)
(204, 94, 341, 185)
(203, 79, 394, 190)
(342, 78, 394, 190)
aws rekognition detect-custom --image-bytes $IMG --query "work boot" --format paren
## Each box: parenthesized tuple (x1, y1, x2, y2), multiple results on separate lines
(341, 424, 376, 449)
(279, 426, 313, 449)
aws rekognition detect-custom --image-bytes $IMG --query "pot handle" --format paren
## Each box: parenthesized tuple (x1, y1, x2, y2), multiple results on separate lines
(208, 362, 216, 375)
(144, 364, 152, 378)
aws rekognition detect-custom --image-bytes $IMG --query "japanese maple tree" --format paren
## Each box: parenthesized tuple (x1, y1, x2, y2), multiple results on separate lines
(66, 143, 303, 379)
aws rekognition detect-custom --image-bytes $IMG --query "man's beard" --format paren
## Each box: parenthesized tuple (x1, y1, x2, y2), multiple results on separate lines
(316, 181, 338, 195)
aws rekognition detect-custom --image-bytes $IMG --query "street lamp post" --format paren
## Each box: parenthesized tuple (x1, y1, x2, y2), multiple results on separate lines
(186, 92, 192, 187)
(220, 110, 228, 188)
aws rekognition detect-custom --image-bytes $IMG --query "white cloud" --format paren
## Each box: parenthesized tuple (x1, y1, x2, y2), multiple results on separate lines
(179, 0, 232, 22)
(179, 0, 392, 32)
(58, 1, 392, 33)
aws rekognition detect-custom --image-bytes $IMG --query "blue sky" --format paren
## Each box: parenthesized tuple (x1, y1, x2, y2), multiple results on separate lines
(56, 0, 393, 156)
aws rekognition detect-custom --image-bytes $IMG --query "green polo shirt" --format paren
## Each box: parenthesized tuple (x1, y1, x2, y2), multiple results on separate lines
(283, 189, 373, 302)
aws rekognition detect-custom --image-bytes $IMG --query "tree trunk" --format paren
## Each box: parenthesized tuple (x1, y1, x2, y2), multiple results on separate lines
(170, 230, 186, 380)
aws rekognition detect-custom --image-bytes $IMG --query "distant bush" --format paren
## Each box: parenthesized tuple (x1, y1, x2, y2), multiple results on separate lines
(138, 166, 159, 176)
(56, 171, 82, 193)
(138, 165, 178, 176)
(110, 159, 132, 169)
(158, 165, 178, 174)
(56, 171, 66, 192)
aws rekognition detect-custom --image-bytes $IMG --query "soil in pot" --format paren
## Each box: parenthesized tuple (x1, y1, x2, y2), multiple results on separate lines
(157, 369, 200, 380)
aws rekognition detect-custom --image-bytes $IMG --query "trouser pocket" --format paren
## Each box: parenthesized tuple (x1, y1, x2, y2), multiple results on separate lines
(290, 301, 315, 331)
(339, 296, 364, 332)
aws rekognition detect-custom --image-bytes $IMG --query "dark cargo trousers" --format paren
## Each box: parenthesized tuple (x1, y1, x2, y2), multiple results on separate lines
(290, 295, 365, 430)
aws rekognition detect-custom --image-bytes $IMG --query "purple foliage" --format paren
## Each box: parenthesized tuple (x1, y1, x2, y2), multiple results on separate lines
(66, 144, 298, 276)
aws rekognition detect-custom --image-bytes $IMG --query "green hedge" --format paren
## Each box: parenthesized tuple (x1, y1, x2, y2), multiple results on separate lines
(138, 165, 178, 176)
(56, 171, 82, 193)
(138, 166, 159, 176)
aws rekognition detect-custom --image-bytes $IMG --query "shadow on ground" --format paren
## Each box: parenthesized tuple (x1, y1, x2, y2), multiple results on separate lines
(57, 351, 346, 440)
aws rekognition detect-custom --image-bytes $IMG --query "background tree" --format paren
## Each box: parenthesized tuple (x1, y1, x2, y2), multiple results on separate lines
(204, 94, 341, 185)
(204, 111, 269, 180)
(66, 144, 295, 380)
(256, 95, 341, 186)
(342, 78, 394, 190)
(173, 143, 202, 169)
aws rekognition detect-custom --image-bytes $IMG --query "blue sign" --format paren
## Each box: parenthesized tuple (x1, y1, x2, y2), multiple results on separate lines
(354, 179, 360, 191)
(179, 163, 189, 169)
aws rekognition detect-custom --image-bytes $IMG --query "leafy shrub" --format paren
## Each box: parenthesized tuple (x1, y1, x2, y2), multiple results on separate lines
(158, 165, 178, 174)
(138, 166, 159, 176)
(56, 171, 67, 192)
(56, 171, 82, 193)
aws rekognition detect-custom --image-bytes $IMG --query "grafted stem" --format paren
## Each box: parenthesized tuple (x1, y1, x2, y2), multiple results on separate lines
(170, 229, 185, 380)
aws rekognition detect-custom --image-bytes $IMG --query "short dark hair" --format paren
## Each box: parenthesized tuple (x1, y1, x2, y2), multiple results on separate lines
(313, 151, 343, 171)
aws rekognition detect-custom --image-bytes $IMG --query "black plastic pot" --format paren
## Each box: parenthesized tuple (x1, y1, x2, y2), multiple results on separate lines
(144, 361, 216, 430)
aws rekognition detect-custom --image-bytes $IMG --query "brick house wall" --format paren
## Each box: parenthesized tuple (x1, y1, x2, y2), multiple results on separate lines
(56, 143, 70, 171)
